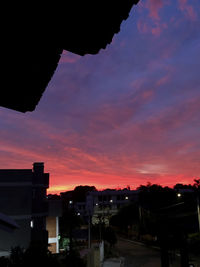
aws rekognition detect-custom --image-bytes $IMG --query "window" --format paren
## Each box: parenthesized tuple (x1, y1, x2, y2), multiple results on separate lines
(30, 220, 34, 228)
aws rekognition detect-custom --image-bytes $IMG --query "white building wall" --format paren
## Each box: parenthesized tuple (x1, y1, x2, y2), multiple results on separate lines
(48, 216, 59, 253)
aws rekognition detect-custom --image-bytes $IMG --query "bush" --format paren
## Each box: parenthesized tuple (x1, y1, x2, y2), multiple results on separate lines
(62, 249, 86, 267)
(3, 245, 60, 267)
(0, 256, 9, 267)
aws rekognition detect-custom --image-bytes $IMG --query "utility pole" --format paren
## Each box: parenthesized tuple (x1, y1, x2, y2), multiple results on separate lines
(88, 214, 91, 249)
(99, 217, 102, 242)
(197, 194, 200, 232)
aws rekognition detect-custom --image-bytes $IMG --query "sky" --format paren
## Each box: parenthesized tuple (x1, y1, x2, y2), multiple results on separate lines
(0, 0, 200, 194)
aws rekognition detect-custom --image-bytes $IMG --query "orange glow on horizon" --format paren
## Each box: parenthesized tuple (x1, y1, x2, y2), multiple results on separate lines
(47, 176, 196, 195)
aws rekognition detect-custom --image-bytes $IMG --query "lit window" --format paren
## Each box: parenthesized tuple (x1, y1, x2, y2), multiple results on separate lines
(30, 220, 34, 228)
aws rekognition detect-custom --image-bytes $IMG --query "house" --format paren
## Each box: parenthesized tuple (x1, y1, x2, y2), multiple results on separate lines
(0, 162, 49, 256)
(70, 189, 139, 226)
(86, 189, 139, 225)
(46, 199, 62, 253)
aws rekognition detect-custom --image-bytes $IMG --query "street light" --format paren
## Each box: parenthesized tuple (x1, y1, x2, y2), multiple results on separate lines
(176, 192, 200, 232)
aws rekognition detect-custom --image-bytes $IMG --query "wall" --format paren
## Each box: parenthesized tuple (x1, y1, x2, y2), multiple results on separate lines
(47, 216, 59, 253)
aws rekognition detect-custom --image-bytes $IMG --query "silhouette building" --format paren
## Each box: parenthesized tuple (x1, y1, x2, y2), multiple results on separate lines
(71, 189, 139, 225)
(0, 162, 49, 256)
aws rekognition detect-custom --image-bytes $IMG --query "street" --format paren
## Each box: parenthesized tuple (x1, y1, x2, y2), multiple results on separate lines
(115, 238, 179, 267)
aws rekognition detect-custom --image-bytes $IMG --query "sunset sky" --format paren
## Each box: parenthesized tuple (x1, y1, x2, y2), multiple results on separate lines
(0, 0, 200, 194)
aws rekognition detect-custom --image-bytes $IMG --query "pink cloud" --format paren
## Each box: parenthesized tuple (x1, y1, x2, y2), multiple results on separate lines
(141, 90, 154, 100)
(156, 74, 171, 86)
(137, 20, 149, 34)
(178, 0, 197, 21)
(147, 0, 164, 20)
(130, 77, 146, 90)
(137, 18, 167, 37)
(151, 22, 167, 36)
(0, 113, 198, 195)
(138, 0, 165, 20)
(59, 51, 81, 64)
(137, 0, 169, 37)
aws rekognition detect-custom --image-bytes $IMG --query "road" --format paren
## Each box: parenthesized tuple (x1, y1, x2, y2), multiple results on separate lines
(115, 238, 180, 267)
